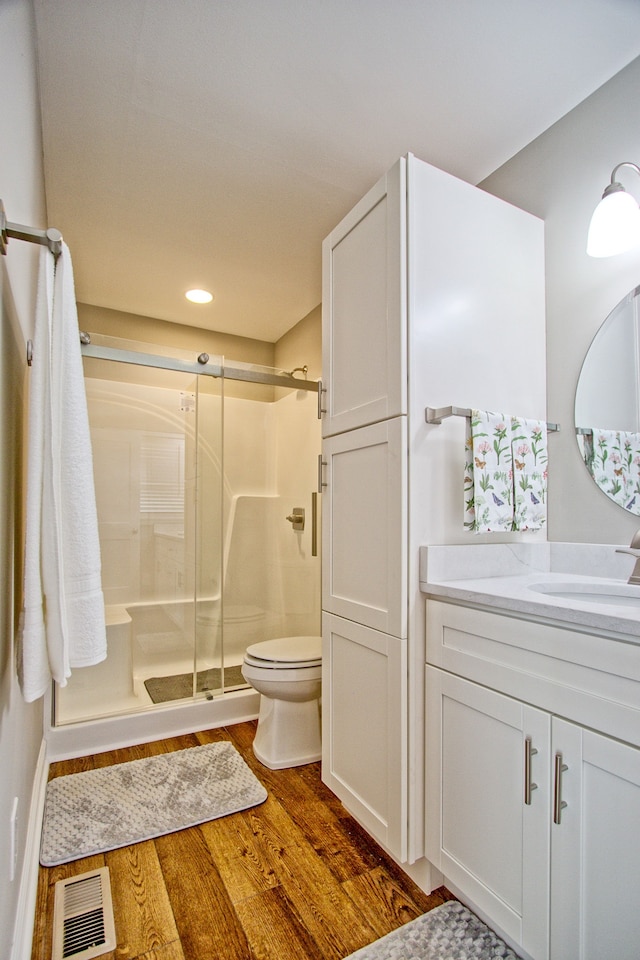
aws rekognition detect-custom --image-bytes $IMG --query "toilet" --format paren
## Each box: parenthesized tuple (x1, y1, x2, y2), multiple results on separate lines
(241, 635, 322, 769)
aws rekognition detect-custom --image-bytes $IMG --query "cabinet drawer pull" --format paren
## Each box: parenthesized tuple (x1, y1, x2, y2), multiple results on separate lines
(553, 752, 568, 824)
(524, 736, 538, 805)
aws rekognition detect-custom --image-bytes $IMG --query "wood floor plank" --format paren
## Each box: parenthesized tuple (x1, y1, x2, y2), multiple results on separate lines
(47, 753, 97, 779)
(154, 824, 253, 960)
(203, 787, 379, 958)
(194, 725, 235, 746)
(136, 943, 186, 960)
(199, 796, 288, 902)
(215, 720, 258, 752)
(283, 796, 380, 882)
(202, 764, 379, 956)
(106, 841, 180, 958)
(234, 885, 325, 960)
(265, 838, 379, 958)
(92, 734, 201, 769)
(295, 760, 347, 813)
(341, 867, 450, 939)
(221, 728, 322, 806)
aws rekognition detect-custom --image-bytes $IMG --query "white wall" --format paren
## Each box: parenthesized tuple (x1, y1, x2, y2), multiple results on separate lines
(0, 1, 48, 957)
(482, 55, 640, 544)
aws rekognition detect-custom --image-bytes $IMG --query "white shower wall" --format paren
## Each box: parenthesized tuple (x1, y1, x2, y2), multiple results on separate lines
(197, 386, 320, 647)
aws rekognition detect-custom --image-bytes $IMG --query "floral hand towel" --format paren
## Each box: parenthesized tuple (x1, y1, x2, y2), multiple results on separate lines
(464, 410, 514, 532)
(511, 416, 548, 530)
(587, 428, 640, 514)
(464, 410, 548, 533)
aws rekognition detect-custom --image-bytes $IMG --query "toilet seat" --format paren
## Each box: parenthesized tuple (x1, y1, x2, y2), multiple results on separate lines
(244, 635, 321, 669)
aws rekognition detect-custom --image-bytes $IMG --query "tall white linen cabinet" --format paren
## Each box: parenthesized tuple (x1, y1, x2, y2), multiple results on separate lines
(320, 155, 547, 873)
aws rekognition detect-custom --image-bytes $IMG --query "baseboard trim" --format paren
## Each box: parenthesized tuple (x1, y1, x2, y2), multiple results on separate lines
(11, 738, 49, 960)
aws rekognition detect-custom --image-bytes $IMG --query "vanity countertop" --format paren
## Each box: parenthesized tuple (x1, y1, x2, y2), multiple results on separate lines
(420, 543, 640, 643)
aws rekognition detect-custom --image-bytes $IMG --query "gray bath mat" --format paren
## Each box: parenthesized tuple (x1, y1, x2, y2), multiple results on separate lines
(345, 900, 521, 959)
(144, 664, 247, 703)
(40, 741, 267, 866)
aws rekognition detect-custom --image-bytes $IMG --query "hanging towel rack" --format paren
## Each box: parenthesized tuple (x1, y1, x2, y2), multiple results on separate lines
(425, 405, 560, 432)
(0, 199, 63, 258)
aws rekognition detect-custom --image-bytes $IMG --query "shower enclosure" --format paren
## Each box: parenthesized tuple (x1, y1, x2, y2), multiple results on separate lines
(54, 334, 322, 726)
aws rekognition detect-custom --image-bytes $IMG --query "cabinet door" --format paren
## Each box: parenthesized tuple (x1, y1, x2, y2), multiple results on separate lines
(322, 613, 407, 860)
(550, 720, 640, 960)
(321, 157, 407, 437)
(425, 668, 550, 959)
(322, 417, 407, 637)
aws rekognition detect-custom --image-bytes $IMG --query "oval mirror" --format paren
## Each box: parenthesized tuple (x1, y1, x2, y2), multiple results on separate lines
(574, 285, 640, 515)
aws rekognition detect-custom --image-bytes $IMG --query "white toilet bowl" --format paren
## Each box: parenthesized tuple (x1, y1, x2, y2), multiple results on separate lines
(241, 635, 322, 770)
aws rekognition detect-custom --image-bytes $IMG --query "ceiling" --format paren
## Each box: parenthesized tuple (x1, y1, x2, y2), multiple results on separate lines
(33, 0, 640, 343)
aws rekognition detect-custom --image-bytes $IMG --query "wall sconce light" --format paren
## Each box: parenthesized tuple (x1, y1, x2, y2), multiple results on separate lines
(587, 162, 640, 257)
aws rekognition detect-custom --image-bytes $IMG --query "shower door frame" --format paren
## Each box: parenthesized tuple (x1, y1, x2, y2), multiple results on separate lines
(80, 341, 321, 395)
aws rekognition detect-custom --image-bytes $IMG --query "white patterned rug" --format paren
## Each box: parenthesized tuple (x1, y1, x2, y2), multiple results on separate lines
(40, 741, 267, 866)
(345, 901, 522, 959)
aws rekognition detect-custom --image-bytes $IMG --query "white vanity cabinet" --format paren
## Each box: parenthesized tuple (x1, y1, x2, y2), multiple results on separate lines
(321, 153, 545, 865)
(425, 599, 640, 960)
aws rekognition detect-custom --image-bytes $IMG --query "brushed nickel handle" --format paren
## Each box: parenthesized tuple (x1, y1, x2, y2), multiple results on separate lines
(553, 752, 568, 824)
(311, 491, 318, 557)
(317, 454, 327, 493)
(524, 736, 538, 805)
(317, 379, 326, 419)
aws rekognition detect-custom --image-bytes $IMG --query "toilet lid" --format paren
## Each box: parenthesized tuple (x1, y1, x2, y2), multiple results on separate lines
(245, 635, 322, 666)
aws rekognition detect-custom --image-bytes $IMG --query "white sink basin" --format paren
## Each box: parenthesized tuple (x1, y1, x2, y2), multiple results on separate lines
(529, 581, 640, 607)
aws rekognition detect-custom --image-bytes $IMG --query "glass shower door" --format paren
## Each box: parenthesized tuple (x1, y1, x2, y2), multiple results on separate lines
(55, 354, 223, 722)
(196, 372, 322, 692)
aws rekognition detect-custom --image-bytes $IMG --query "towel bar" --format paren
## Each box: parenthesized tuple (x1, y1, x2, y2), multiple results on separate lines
(0, 199, 63, 258)
(425, 405, 560, 431)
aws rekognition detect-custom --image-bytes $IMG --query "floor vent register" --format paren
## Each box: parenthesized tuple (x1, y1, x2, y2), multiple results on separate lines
(52, 867, 116, 960)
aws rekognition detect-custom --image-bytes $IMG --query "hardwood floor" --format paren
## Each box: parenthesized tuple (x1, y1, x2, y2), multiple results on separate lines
(31, 721, 453, 960)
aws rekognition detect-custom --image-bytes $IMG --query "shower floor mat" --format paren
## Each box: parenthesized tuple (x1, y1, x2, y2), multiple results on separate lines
(144, 664, 247, 703)
(40, 741, 267, 866)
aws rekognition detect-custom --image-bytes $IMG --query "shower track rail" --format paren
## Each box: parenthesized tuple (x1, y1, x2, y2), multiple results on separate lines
(80, 339, 320, 392)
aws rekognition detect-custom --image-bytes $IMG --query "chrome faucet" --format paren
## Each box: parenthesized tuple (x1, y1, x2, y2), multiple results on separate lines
(615, 528, 640, 584)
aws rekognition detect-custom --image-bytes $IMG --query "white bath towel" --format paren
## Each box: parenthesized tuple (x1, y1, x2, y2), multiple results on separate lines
(19, 244, 106, 702)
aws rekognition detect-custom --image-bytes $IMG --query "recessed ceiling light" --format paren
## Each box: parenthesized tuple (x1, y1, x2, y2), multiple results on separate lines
(185, 288, 213, 304)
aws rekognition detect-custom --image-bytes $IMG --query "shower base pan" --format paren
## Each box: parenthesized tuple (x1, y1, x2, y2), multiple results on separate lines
(143, 665, 248, 704)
